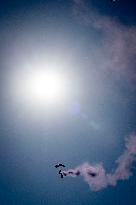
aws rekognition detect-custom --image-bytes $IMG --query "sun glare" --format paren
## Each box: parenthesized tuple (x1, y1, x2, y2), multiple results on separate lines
(25, 70, 65, 104)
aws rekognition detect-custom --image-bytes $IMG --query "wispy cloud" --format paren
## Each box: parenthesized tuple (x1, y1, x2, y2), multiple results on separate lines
(72, 0, 136, 91)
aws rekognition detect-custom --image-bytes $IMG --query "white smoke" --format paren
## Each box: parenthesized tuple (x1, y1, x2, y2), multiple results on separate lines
(62, 135, 136, 191)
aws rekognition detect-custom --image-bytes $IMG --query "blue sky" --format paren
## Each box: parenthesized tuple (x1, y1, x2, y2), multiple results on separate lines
(0, 1, 136, 205)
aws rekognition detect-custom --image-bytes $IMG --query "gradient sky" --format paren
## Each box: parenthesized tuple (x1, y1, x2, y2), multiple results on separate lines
(0, 1, 136, 205)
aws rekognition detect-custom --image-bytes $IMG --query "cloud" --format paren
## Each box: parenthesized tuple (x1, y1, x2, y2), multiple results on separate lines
(72, 0, 136, 91)
(62, 135, 136, 191)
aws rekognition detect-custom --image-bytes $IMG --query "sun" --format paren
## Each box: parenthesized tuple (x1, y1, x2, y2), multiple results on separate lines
(25, 70, 65, 104)
(10, 63, 70, 108)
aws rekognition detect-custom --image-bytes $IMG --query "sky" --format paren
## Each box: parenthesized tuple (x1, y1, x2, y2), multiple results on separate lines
(0, 0, 136, 205)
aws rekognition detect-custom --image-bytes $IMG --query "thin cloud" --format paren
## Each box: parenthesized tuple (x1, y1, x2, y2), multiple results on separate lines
(72, 0, 136, 91)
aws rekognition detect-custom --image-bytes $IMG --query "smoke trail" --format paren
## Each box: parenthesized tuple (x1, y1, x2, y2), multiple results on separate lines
(62, 135, 136, 191)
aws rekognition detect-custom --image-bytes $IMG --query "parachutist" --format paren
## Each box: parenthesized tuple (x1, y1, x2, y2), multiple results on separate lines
(55, 163, 65, 168)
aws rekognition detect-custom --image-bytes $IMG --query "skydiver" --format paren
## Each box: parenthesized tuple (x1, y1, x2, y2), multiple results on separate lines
(68, 171, 74, 174)
(63, 172, 67, 176)
(87, 171, 97, 177)
(55, 163, 65, 168)
(60, 173, 63, 178)
(59, 170, 62, 174)
(75, 170, 80, 176)
(58, 170, 64, 179)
